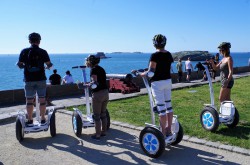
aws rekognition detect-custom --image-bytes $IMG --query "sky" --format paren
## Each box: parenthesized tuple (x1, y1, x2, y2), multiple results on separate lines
(0, 0, 249, 54)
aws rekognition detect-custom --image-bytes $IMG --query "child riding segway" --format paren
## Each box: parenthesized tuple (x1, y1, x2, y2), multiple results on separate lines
(72, 55, 110, 140)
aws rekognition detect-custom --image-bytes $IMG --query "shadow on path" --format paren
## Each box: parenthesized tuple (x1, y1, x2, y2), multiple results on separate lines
(20, 127, 241, 165)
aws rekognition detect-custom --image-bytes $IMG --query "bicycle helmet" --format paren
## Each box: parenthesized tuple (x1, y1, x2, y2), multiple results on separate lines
(28, 32, 41, 41)
(86, 55, 100, 65)
(153, 34, 167, 48)
(218, 42, 231, 49)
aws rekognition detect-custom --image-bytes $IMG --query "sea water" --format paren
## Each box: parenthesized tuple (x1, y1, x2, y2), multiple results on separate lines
(1, 52, 249, 91)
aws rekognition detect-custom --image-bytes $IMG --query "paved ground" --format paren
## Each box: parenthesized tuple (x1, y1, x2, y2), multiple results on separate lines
(0, 72, 250, 165)
(0, 112, 250, 165)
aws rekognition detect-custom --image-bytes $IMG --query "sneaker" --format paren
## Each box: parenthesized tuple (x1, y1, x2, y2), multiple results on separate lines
(91, 135, 100, 141)
(25, 120, 34, 127)
(41, 119, 47, 125)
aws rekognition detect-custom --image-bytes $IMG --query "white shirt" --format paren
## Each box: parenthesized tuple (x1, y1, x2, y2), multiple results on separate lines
(185, 60, 192, 70)
(63, 75, 74, 84)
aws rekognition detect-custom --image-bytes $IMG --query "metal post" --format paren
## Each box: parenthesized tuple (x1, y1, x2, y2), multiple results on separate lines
(82, 68, 91, 117)
(142, 77, 155, 125)
(204, 65, 215, 106)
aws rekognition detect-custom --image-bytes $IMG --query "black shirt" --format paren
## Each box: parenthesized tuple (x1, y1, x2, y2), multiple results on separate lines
(149, 51, 173, 82)
(49, 74, 61, 85)
(19, 45, 50, 82)
(90, 65, 108, 92)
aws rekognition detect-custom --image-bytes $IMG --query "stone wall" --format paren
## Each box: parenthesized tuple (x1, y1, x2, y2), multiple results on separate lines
(0, 66, 249, 106)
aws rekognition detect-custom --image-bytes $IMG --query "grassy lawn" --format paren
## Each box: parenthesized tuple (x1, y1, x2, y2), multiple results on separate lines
(68, 76, 250, 149)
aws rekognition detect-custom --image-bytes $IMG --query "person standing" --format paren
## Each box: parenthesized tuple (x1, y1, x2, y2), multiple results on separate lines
(16, 32, 53, 126)
(49, 69, 61, 85)
(210, 57, 217, 79)
(215, 53, 220, 64)
(210, 42, 234, 103)
(62, 70, 74, 84)
(47, 69, 61, 106)
(140, 34, 174, 140)
(185, 57, 193, 82)
(176, 58, 183, 82)
(85, 55, 109, 140)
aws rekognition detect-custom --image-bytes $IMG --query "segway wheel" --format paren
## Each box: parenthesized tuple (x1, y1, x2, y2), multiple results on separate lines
(106, 109, 111, 130)
(50, 111, 56, 137)
(226, 107, 239, 128)
(170, 122, 183, 146)
(72, 111, 82, 137)
(16, 118, 24, 142)
(200, 107, 219, 132)
(139, 127, 165, 158)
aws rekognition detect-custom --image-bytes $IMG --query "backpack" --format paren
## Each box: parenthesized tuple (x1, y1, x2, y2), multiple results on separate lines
(26, 48, 44, 72)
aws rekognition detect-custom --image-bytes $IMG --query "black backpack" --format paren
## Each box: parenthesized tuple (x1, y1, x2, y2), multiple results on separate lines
(26, 48, 44, 72)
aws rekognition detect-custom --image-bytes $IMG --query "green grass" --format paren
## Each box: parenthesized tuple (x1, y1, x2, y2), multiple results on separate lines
(68, 76, 250, 149)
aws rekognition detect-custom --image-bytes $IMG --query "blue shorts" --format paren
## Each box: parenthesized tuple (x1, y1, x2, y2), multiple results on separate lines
(187, 69, 191, 75)
(24, 80, 46, 99)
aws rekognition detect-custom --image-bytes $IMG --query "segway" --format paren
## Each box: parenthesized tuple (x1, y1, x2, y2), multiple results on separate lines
(16, 94, 56, 142)
(71, 65, 110, 137)
(132, 69, 183, 158)
(200, 63, 239, 132)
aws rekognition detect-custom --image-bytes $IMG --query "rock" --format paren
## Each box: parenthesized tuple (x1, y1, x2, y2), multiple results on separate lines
(96, 52, 111, 59)
(172, 51, 214, 61)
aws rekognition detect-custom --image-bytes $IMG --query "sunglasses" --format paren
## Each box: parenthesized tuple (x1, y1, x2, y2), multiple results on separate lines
(219, 49, 225, 52)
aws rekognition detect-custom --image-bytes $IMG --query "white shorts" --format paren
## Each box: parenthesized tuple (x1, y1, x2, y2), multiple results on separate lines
(151, 79, 173, 116)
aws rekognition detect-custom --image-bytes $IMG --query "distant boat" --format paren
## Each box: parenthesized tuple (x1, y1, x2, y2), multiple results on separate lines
(96, 52, 111, 59)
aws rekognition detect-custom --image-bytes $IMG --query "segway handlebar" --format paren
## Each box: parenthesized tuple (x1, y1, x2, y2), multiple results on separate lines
(72, 65, 87, 69)
(131, 68, 147, 76)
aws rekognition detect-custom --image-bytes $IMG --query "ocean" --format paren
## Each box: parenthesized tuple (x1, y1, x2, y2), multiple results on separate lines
(1, 52, 250, 91)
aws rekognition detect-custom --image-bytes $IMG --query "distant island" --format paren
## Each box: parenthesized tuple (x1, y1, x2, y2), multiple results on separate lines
(96, 52, 111, 59)
(109, 52, 144, 54)
(172, 51, 214, 61)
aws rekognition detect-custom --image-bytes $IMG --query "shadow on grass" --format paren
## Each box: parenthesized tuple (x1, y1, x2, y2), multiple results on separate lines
(216, 125, 250, 140)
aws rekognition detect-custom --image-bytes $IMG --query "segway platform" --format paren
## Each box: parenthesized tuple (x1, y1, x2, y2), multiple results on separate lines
(16, 108, 56, 142)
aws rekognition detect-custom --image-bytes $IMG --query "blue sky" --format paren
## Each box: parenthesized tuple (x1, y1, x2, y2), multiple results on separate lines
(0, 0, 249, 54)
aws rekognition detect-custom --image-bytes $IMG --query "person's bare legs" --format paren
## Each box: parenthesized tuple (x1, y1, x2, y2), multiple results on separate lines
(159, 114, 167, 138)
(186, 74, 189, 81)
(39, 97, 46, 120)
(165, 112, 173, 135)
(26, 98, 34, 121)
(219, 87, 231, 103)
